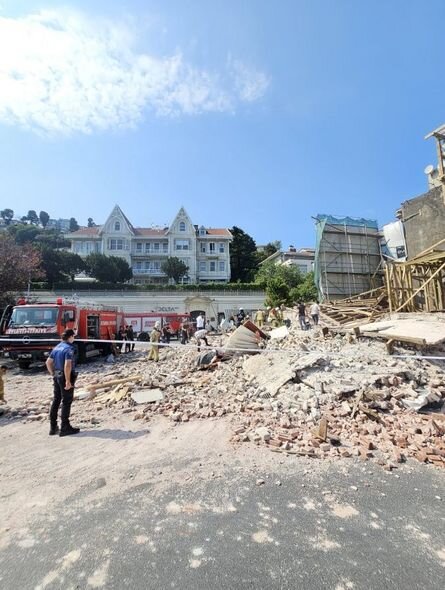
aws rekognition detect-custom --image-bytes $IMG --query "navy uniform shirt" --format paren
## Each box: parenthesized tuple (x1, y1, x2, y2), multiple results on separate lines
(49, 341, 75, 371)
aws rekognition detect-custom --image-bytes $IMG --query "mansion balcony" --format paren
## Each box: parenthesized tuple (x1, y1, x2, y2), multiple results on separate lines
(131, 249, 169, 257)
(132, 268, 166, 276)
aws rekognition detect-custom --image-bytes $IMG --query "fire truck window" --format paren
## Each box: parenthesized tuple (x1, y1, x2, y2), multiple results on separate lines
(10, 307, 58, 326)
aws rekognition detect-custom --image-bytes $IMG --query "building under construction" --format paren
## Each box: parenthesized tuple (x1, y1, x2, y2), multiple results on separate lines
(314, 215, 383, 301)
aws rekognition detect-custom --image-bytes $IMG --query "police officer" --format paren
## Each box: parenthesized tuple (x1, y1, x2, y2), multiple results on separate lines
(46, 329, 80, 437)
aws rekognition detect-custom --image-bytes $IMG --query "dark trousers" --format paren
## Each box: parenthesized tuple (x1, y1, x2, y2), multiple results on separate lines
(312, 314, 319, 325)
(49, 371, 77, 428)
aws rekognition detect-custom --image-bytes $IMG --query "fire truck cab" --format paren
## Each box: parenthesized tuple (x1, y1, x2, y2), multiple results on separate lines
(0, 298, 123, 369)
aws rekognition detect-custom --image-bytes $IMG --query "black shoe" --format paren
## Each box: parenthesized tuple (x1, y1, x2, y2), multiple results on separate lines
(49, 425, 59, 436)
(59, 425, 80, 437)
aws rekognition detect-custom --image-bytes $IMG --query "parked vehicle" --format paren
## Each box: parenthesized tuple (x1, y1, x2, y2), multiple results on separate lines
(0, 298, 124, 369)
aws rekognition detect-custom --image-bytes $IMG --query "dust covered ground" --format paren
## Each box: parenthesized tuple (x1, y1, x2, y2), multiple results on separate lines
(1, 319, 445, 589)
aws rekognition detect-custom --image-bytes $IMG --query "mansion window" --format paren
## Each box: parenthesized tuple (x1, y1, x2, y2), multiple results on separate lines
(114, 221, 121, 231)
(154, 243, 160, 252)
(210, 261, 216, 272)
(219, 261, 225, 272)
(219, 243, 225, 253)
(179, 221, 186, 232)
(200, 243, 206, 253)
(209, 242, 215, 253)
(136, 243, 142, 252)
(199, 261, 206, 272)
(109, 239, 124, 250)
(175, 239, 189, 251)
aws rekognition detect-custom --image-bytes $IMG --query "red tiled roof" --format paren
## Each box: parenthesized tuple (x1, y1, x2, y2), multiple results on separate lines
(67, 227, 101, 237)
(134, 228, 168, 236)
(205, 229, 232, 237)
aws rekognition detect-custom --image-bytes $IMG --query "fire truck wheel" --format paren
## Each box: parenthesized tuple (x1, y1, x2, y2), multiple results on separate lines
(18, 360, 31, 370)
(138, 332, 149, 342)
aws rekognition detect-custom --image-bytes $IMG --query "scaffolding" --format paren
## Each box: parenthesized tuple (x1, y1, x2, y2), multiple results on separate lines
(385, 238, 445, 313)
(314, 215, 384, 301)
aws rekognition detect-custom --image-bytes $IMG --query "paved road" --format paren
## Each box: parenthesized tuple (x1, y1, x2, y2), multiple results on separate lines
(1, 454, 444, 590)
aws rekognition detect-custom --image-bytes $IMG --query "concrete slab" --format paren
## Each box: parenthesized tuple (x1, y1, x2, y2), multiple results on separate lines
(359, 315, 445, 346)
(243, 355, 295, 397)
(131, 389, 164, 404)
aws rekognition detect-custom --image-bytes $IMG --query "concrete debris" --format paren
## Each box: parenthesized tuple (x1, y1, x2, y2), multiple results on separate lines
(269, 326, 289, 340)
(1, 309, 444, 470)
(131, 389, 164, 404)
(243, 355, 295, 398)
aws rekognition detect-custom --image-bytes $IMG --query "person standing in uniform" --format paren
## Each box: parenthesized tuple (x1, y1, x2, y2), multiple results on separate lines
(148, 322, 161, 362)
(46, 329, 80, 437)
(254, 309, 264, 328)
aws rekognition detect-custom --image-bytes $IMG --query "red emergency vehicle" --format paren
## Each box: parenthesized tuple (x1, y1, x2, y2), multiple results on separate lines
(0, 298, 124, 369)
(123, 312, 191, 340)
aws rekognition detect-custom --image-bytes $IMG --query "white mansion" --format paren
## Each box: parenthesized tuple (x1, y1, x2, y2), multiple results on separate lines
(67, 206, 233, 284)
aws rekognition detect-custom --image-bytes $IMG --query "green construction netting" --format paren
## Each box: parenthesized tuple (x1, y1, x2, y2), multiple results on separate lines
(313, 214, 379, 301)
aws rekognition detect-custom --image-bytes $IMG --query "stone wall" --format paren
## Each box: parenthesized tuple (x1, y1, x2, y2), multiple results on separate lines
(401, 185, 445, 258)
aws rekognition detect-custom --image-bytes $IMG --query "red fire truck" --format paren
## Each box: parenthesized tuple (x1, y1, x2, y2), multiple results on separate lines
(0, 298, 124, 369)
(123, 312, 191, 340)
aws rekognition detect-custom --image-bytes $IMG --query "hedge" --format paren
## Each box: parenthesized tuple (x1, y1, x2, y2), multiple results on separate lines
(29, 281, 263, 293)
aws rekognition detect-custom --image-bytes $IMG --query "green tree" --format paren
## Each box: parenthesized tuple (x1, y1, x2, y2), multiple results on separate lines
(161, 257, 188, 284)
(0, 235, 42, 307)
(229, 226, 257, 282)
(255, 261, 302, 290)
(265, 278, 291, 308)
(40, 248, 86, 287)
(39, 210, 50, 228)
(289, 271, 318, 303)
(85, 253, 132, 283)
(27, 210, 39, 225)
(14, 224, 41, 245)
(112, 256, 133, 283)
(69, 217, 79, 232)
(87, 217, 96, 228)
(0, 208, 14, 225)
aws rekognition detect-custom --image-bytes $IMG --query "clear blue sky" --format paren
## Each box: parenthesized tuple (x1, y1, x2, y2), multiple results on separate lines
(1, 0, 444, 248)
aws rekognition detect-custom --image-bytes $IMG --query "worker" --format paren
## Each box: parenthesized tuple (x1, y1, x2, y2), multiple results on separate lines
(254, 309, 265, 328)
(180, 321, 189, 345)
(194, 328, 209, 351)
(0, 365, 8, 404)
(125, 325, 135, 352)
(297, 301, 307, 330)
(310, 301, 320, 326)
(161, 323, 172, 344)
(196, 313, 205, 330)
(269, 307, 278, 327)
(117, 326, 126, 352)
(46, 329, 80, 437)
(148, 322, 161, 362)
(236, 307, 246, 327)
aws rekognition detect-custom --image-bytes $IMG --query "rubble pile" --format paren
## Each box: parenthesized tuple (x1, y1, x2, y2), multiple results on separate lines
(1, 311, 444, 469)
